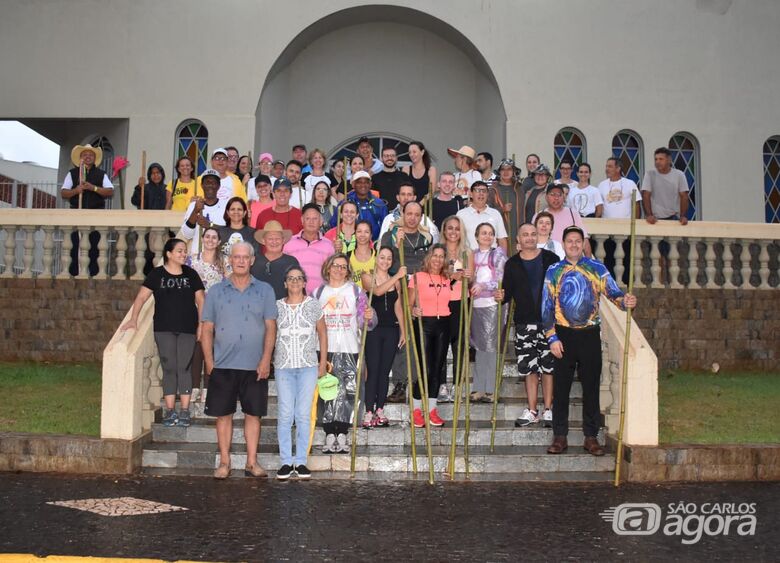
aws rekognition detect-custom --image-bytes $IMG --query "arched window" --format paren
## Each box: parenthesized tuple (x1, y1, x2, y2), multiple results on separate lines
(87, 135, 114, 178)
(764, 135, 780, 223)
(669, 132, 701, 220)
(612, 130, 644, 184)
(554, 127, 587, 182)
(329, 133, 425, 168)
(175, 120, 209, 175)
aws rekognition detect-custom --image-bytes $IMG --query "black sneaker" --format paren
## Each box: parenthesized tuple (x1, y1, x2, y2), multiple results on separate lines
(294, 464, 311, 479)
(177, 410, 191, 427)
(276, 464, 294, 480)
(387, 383, 407, 403)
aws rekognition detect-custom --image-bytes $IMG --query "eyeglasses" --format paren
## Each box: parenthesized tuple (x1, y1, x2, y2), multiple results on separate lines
(232, 255, 251, 261)
(330, 263, 348, 270)
(228, 155, 239, 161)
(286, 276, 305, 282)
(213, 155, 227, 162)
(472, 188, 488, 193)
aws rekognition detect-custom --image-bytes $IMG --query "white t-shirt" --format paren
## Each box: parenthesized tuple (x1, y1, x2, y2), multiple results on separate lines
(378, 207, 440, 243)
(454, 169, 482, 196)
(179, 199, 228, 254)
(641, 168, 689, 219)
(289, 184, 312, 209)
(456, 205, 509, 250)
(567, 184, 604, 217)
(304, 174, 331, 191)
(598, 177, 641, 219)
(316, 283, 361, 354)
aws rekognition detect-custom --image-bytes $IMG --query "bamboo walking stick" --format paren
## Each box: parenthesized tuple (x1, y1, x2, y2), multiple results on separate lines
(413, 281, 436, 483)
(447, 252, 470, 479)
(614, 189, 638, 487)
(78, 159, 85, 209)
(140, 150, 147, 210)
(398, 241, 418, 473)
(489, 281, 503, 451)
(350, 260, 379, 476)
(399, 243, 435, 483)
(461, 294, 475, 477)
(490, 297, 515, 451)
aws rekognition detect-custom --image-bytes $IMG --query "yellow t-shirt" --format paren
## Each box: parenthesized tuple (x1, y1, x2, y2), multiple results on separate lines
(166, 179, 197, 212)
(350, 250, 376, 288)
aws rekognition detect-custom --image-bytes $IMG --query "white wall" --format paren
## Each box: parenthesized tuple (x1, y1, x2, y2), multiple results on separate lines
(0, 0, 778, 220)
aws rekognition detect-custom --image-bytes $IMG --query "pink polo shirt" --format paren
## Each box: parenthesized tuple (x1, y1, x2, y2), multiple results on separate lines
(283, 231, 335, 294)
(534, 207, 589, 243)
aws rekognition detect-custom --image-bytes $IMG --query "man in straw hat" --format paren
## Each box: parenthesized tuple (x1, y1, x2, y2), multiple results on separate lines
(250, 220, 299, 299)
(447, 144, 481, 197)
(60, 143, 114, 209)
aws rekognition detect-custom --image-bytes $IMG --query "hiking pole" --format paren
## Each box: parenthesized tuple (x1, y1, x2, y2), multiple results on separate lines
(398, 240, 419, 474)
(462, 295, 475, 477)
(400, 248, 435, 483)
(614, 189, 638, 487)
(140, 150, 147, 210)
(337, 157, 347, 235)
(489, 299, 514, 451)
(447, 255, 469, 479)
(412, 275, 435, 484)
(489, 281, 503, 452)
(350, 260, 379, 476)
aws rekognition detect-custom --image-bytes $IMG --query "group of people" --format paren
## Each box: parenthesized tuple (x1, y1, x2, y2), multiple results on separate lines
(78, 134, 688, 478)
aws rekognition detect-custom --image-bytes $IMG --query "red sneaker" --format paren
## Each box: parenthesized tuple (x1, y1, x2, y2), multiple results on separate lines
(413, 408, 425, 428)
(428, 408, 445, 427)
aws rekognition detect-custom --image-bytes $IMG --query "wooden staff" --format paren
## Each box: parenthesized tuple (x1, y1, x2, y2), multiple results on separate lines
(614, 189, 638, 487)
(490, 296, 515, 452)
(140, 150, 147, 210)
(447, 251, 470, 479)
(461, 293, 475, 477)
(337, 157, 348, 234)
(350, 260, 379, 476)
(399, 243, 434, 483)
(78, 159, 85, 209)
(489, 280, 504, 451)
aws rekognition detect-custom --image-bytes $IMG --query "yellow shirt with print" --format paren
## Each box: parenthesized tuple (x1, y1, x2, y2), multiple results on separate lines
(166, 179, 197, 211)
(194, 173, 247, 203)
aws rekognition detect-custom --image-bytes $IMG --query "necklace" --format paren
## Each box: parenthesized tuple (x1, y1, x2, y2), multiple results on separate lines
(426, 273, 445, 319)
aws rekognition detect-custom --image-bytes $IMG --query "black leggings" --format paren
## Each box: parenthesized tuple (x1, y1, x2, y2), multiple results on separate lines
(412, 317, 450, 399)
(365, 325, 399, 411)
(442, 299, 466, 387)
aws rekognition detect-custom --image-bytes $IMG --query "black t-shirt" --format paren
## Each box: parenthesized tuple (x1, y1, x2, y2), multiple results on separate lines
(142, 265, 204, 333)
(521, 254, 544, 309)
(250, 253, 301, 299)
(371, 170, 411, 204)
(432, 196, 466, 231)
(217, 225, 259, 256)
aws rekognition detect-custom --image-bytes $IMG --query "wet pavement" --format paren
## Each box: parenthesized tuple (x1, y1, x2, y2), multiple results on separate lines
(0, 472, 777, 561)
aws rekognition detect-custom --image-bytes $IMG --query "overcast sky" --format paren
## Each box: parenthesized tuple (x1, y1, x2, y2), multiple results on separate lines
(0, 121, 60, 168)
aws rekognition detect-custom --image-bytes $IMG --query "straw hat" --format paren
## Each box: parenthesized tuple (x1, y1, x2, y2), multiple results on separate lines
(70, 144, 103, 167)
(254, 220, 293, 245)
(447, 145, 476, 160)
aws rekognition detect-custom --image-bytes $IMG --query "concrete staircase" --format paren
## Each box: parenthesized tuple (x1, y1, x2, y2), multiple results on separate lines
(142, 362, 615, 480)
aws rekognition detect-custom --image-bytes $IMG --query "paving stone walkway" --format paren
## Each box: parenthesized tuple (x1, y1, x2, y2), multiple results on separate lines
(1, 473, 777, 561)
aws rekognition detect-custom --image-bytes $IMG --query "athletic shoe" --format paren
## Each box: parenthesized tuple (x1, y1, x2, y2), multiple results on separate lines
(276, 464, 294, 480)
(428, 408, 445, 427)
(294, 465, 312, 479)
(481, 393, 494, 404)
(362, 411, 374, 428)
(322, 434, 336, 453)
(437, 384, 451, 403)
(412, 408, 425, 428)
(190, 389, 200, 402)
(162, 409, 178, 427)
(515, 408, 538, 427)
(200, 388, 208, 404)
(374, 408, 389, 427)
(541, 408, 553, 428)
(387, 383, 407, 403)
(336, 433, 349, 453)
(177, 409, 191, 427)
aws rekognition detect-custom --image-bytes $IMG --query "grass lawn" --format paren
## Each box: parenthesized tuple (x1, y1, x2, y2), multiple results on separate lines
(0, 361, 101, 436)
(658, 371, 780, 444)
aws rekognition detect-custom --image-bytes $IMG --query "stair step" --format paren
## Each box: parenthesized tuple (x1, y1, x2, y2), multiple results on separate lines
(170, 398, 584, 421)
(151, 419, 599, 447)
(141, 443, 615, 474)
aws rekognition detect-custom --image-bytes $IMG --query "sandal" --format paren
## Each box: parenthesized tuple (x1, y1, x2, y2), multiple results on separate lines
(213, 463, 231, 479)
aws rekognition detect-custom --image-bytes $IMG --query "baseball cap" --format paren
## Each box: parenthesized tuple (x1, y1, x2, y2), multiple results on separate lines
(351, 170, 371, 184)
(211, 148, 228, 158)
(273, 177, 292, 190)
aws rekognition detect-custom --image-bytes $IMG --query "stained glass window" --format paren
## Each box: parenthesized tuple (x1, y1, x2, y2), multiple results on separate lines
(175, 120, 209, 175)
(669, 132, 700, 220)
(554, 127, 586, 182)
(612, 130, 644, 185)
(330, 134, 418, 168)
(764, 136, 780, 223)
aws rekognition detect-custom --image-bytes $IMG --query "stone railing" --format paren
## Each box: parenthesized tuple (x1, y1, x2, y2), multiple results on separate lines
(598, 298, 658, 445)
(583, 219, 780, 290)
(1, 209, 777, 444)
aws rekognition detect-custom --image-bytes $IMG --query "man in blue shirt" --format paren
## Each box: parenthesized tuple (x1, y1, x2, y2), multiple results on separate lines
(201, 242, 278, 479)
(331, 170, 388, 240)
(541, 226, 637, 456)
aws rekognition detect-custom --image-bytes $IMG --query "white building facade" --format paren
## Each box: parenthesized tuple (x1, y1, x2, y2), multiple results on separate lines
(1, 0, 779, 221)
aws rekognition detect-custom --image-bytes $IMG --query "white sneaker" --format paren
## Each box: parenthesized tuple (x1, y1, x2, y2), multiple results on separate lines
(542, 408, 553, 427)
(322, 434, 336, 453)
(191, 388, 200, 402)
(336, 433, 349, 453)
(515, 408, 539, 427)
(437, 384, 451, 403)
(200, 388, 208, 404)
